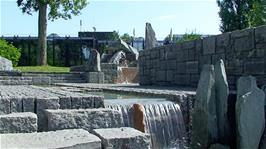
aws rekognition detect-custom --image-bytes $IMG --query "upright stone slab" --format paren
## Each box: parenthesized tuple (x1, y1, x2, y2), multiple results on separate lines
(191, 65, 218, 149)
(0, 129, 101, 149)
(46, 108, 123, 132)
(236, 76, 265, 149)
(93, 127, 151, 149)
(145, 22, 157, 50)
(214, 59, 231, 144)
(0, 56, 13, 71)
(0, 112, 37, 133)
(84, 49, 101, 72)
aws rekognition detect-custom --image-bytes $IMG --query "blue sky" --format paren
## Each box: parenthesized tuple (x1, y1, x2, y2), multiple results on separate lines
(1, 0, 221, 40)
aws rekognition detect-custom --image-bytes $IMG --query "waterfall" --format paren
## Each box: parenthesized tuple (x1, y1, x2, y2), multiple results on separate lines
(107, 100, 186, 149)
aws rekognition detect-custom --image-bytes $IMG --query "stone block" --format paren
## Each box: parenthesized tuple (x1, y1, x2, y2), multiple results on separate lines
(156, 70, 166, 82)
(23, 97, 35, 112)
(182, 40, 195, 50)
(243, 60, 265, 75)
(231, 28, 255, 51)
(93, 96, 104, 108)
(46, 108, 123, 132)
(188, 49, 196, 61)
(93, 127, 150, 149)
(0, 112, 37, 133)
(203, 36, 216, 55)
(0, 129, 101, 149)
(84, 72, 105, 83)
(36, 97, 60, 131)
(186, 61, 198, 74)
(212, 54, 225, 64)
(195, 39, 203, 54)
(32, 76, 51, 85)
(167, 60, 177, 70)
(216, 32, 230, 53)
(10, 97, 23, 113)
(174, 74, 189, 85)
(0, 98, 10, 115)
(255, 25, 266, 48)
(166, 70, 174, 82)
(59, 96, 71, 109)
(71, 96, 83, 109)
(176, 62, 187, 73)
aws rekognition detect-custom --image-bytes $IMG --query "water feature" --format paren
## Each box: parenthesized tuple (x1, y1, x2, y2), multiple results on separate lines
(106, 99, 187, 149)
(63, 88, 187, 148)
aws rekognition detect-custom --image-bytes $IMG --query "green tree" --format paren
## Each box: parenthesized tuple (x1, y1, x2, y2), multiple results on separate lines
(217, 0, 254, 33)
(17, 0, 88, 65)
(120, 33, 132, 44)
(0, 39, 21, 66)
(247, 0, 266, 27)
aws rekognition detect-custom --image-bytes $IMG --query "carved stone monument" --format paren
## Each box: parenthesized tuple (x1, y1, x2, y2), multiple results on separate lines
(145, 22, 157, 50)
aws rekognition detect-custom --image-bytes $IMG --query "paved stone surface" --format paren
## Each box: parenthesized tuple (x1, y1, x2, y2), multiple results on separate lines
(93, 127, 150, 149)
(0, 129, 101, 149)
(46, 108, 123, 132)
(0, 112, 37, 133)
(236, 76, 265, 149)
(191, 65, 218, 149)
(214, 59, 231, 144)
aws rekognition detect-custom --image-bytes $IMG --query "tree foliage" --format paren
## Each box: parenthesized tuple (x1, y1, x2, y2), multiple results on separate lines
(0, 39, 21, 67)
(17, 0, 88, 20)
(16, 0, 88, 65)
(247, 0, 266, 27)
(217, 0, 266, 33)
(217, 0, 253, 33)
(120, 33, 132, 44)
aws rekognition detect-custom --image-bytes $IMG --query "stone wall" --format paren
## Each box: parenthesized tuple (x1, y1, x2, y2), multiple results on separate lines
(139, 25, 266, 88)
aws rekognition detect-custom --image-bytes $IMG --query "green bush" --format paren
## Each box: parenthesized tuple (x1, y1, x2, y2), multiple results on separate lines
(0, 39, 21, 66)
(174, 31, 202, 43)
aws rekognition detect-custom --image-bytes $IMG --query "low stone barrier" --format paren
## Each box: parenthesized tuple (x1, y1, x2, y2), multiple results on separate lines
(0, 129, 101, 149)
(0, 112, 37, 133)
(93, 127, 151, 149)
(46, 108, 123, 132)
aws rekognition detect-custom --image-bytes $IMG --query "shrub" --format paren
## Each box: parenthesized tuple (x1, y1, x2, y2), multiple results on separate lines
(0, 39, 21, 66)
(175, 31, 202, 43)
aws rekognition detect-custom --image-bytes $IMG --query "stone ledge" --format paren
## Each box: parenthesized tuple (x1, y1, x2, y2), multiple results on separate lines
(45, 108, 123, 132)
(0, 129, 101, 149)
(93, 127, 151, 149)
(0, 112, 37, 133)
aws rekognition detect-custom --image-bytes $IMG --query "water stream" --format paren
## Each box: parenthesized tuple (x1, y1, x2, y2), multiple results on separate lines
(106, 99, 187, 149)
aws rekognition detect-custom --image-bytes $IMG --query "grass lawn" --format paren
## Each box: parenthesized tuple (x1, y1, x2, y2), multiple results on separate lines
(15, 66, 70, 72)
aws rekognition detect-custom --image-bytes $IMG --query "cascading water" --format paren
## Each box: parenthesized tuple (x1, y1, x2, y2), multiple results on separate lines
(106, 99, 186, 149)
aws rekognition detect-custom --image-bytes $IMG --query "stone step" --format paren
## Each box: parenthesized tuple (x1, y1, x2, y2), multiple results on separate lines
(51, 79, 86, 83)
(22, 72, 83, 78)
(93, 127, 151, 149)
(0, 129, 101, 149)
(45, 108, 122, 132)
(0, 112, 37, 133)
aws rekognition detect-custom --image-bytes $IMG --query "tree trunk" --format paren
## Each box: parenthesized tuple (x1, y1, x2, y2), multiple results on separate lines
(38, 3, 47, 66)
